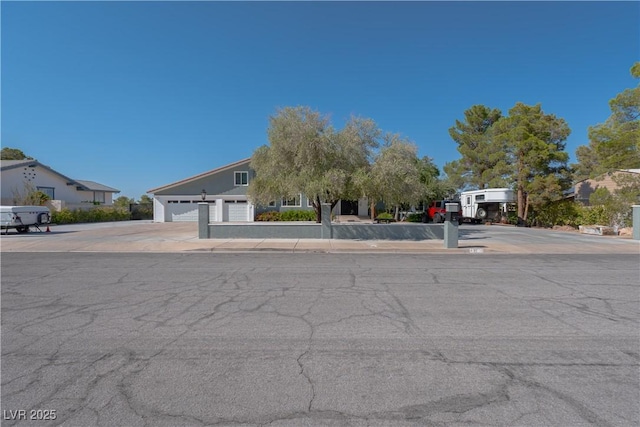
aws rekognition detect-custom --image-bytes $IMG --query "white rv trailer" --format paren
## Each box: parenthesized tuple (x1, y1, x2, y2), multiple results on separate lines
(460, 188, 515, 223)
(0, 206, 51, 233)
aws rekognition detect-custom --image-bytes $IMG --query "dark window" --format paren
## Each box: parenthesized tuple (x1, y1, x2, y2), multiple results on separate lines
(235, 171, 248, 186)
(37, 186, 55, 199)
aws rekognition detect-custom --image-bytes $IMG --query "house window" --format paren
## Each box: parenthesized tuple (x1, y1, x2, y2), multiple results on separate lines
(234, 171, 249, 186)
(281, 195, 301, 207)
(307, 196, 315, 208)
(268, 201, 276, 207)
(94, 192, 105, 203)
(37, 186, 55, 199)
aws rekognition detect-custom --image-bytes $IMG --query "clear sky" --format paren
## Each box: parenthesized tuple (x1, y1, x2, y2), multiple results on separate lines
(2, 1, 638, 200)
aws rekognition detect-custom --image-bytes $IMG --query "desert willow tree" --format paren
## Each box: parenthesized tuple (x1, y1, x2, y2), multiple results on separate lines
(369, 135, 424, 221)
(248, 106, 380, 222)
(353, 140, 444, 220)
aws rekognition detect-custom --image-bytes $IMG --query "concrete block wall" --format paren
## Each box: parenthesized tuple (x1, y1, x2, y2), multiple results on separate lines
(201, 203, 446, 241)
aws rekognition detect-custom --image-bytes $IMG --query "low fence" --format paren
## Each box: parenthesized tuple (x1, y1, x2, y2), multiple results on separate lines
(205, 222, 444, 240)
(332, 223, 443, 240)
(209, 223, 322, 239)
(199, 203, 444, 241)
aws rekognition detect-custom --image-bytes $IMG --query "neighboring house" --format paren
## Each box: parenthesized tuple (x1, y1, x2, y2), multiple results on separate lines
(572, 169, 640, 205)
(148, 158, 370, 223)
(0, 159, 120, 209)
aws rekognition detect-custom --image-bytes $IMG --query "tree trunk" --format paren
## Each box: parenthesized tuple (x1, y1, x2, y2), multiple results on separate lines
(394, 205, 399, 221)
(314, 196, 322, 223)
(370, 201, 376, 220)
(517, 185, 525, 221)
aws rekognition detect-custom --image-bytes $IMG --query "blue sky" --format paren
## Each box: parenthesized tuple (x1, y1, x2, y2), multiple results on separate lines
(2, 1, 638, 200)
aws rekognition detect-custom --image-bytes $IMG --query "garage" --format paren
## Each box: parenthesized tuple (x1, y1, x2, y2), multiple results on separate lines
(225, 201, 249, 222)
(147, 158, 255, 223)
(167, 201, 198, 222)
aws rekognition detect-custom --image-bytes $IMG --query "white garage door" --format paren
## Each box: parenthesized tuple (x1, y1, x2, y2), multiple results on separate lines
(227, 202, 249, 222)
(168, 203, 198, 222)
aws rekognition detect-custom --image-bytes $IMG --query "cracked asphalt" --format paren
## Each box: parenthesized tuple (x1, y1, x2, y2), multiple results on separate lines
(1, 252, 638, 426)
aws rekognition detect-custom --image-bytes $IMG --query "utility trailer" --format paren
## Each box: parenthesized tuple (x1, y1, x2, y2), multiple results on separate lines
(1, 206, 51, 234)
(460, 188, 515, 223)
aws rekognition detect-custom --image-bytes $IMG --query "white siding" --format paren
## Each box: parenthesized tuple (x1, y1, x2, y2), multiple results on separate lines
(169, 203, 199, 222)
(208, 204, 217, 222)
(227, 203, 248, 222)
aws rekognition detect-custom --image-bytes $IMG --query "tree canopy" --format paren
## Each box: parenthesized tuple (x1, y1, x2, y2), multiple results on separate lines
(493, 102, 571, 220)
(444, 105, 507, 190)
(1, 147, 32, 160)
(369, 135, 423, 219)
(445, 102, 571, 221)
(248, 106, 381, 222)
(574, 62, 640, 180)
(249, 106, 444, 221)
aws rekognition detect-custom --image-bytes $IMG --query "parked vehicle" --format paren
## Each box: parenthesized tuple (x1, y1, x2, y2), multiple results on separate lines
(427, 200, 462, 224)
(1, 205, 51, 233)
(460, 188, 515, 223)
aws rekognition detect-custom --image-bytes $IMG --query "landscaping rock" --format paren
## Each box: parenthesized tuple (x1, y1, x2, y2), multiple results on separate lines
(579, 225, 616, 236)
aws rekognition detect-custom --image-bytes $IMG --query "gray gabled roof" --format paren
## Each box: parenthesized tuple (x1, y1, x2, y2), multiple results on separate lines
(148, 157, 251, 194)
(75, 180, 120, 193)
(1, 159, 119, 193)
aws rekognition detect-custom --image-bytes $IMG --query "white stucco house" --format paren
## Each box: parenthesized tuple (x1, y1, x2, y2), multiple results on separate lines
(148, 158, 373, 223)
(0, 159, 120, 209)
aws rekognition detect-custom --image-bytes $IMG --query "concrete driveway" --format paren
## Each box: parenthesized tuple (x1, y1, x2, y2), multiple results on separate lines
(0, 221, 638, 254)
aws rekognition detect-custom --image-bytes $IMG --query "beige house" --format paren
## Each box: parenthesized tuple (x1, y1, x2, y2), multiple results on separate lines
(1, 159, 120, 210)
(573, 169, 640, 205)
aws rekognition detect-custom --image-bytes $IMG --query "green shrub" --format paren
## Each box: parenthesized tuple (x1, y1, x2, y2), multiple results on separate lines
(51, 207, 131, 224)
(256, 210, 316, 221)
(376, 212, 393, 220)
(577, 205, 612, 226)
(530, 200, 581, 228)
(280, 210, 316, 221)
(406, 213, 424, 222)
(51, 208, 75, 224)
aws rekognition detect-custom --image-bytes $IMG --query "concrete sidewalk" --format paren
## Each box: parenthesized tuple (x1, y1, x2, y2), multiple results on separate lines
(1, 221, 638, 254)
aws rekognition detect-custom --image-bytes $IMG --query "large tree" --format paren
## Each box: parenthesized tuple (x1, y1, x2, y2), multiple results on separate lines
(369, 135, 423, 220)
(444, 105, 507, 190)
(494, 103, 571, 221)
(248, 106, 380, 222)
(574, 62, 640, 180)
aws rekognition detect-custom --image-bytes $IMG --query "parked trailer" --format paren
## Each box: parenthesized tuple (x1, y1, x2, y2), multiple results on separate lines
(460, 188, 515, 223)
(1, 206, 51, 234)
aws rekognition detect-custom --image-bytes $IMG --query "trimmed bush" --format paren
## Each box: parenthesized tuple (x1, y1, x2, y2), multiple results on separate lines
(255, 210, 316, 221)
(279, 210, 316, 221)
(376, 212, 393, 220)
(51, 207, 131, 224)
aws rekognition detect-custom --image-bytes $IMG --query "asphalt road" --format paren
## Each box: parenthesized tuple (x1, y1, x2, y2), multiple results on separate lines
(2, 253, 639, 426)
